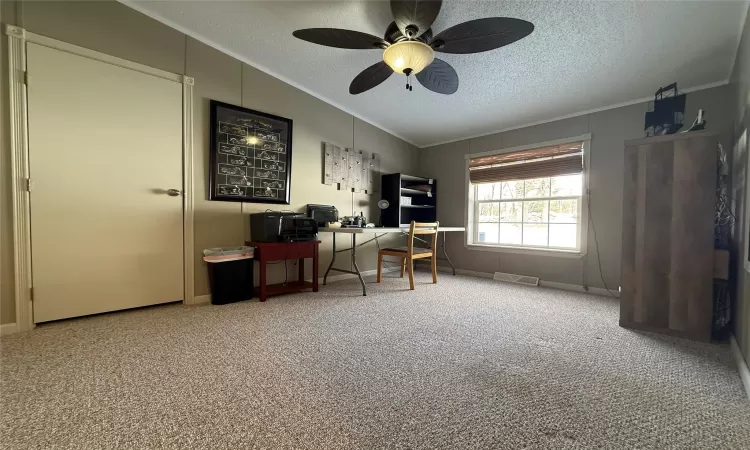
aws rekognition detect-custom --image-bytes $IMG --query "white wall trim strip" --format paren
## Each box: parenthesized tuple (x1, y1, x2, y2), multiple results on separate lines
(731, 334, 750, 402)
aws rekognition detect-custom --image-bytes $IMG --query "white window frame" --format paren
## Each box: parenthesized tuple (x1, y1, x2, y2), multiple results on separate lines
(464, 134, 591, 258)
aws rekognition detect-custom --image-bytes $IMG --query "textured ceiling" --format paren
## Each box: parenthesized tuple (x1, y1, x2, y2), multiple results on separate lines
(127, 0, 748, 147)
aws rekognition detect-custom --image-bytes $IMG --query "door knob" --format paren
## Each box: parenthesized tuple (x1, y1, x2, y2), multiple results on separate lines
(166, 189, 181, 197)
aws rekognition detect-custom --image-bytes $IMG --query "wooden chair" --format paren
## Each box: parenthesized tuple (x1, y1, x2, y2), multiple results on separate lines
(377, 221, 439, 290)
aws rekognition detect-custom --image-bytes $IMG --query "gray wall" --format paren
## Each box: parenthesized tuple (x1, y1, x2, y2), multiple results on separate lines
(418, 86, 733, 292)
(729, 11, 750, 363)
(0, 1, 418, 324)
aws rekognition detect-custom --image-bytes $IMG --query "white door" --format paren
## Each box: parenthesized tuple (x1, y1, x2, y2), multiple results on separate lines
(26, 43, 184, 323)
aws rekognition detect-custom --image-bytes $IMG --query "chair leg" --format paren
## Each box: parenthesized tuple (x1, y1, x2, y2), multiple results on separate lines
(407, 256, 415, 290)
(431, 254, 438, 284)
(377, 253, 383, 283)
(400, 258, 406, 278)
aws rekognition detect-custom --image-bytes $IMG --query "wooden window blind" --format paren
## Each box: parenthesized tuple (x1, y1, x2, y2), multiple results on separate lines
(469, 141, 584, 184)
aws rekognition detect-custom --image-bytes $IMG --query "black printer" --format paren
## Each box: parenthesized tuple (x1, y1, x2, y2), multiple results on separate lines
(249, 212, 318, 242)
(307, 204, 338, 227)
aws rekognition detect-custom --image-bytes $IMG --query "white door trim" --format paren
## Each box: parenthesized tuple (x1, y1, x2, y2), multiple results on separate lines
(182, 75, 196, 305)
(6, 26, 32, 332)
(19, 27, 184, 83)
(730, 334, 750, 402)
(5, 25, 195, 332)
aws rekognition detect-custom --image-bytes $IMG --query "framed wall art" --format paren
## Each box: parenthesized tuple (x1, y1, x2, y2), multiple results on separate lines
(209, 100, 292, 204)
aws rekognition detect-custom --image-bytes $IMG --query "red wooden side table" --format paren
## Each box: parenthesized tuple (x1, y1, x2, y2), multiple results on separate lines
(246, 241, 320, 302)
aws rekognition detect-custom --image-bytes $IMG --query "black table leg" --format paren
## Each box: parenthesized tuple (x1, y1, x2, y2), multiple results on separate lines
(323, 232, 336, 285)
(351, 233, 367, 296)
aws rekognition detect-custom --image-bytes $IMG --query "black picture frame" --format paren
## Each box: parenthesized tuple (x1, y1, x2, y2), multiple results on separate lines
(209, 100, 293, 204)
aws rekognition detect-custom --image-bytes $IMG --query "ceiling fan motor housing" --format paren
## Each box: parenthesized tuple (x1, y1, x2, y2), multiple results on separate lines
(385, 22, 432, 44)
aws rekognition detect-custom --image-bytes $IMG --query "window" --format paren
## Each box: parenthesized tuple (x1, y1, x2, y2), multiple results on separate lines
(466, 137, 588, 254)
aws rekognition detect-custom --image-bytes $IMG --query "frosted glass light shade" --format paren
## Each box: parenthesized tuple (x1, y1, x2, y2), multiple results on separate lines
(382, 41, 435, 75)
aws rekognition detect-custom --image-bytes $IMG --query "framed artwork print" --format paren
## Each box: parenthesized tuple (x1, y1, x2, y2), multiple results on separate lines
(209, 100, 292, 204)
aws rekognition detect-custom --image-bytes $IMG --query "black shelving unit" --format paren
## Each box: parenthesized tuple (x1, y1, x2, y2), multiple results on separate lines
(380, 173, 437, 227)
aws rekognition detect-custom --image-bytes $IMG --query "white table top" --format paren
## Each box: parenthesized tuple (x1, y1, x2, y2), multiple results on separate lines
(318, 226, 465, 233)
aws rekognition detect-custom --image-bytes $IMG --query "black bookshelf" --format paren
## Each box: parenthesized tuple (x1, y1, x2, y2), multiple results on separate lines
(380, 173, 437, 227)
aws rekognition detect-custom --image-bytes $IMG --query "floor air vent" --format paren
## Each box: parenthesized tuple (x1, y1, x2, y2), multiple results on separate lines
(493, 272, 540, 287)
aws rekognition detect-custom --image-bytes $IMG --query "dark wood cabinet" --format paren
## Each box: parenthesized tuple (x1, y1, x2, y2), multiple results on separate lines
(380, 173, 437, 227)
(619, 131, 718, 341)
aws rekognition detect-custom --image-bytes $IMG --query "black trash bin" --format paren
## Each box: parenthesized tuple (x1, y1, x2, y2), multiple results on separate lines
(203, 247, 254, 305)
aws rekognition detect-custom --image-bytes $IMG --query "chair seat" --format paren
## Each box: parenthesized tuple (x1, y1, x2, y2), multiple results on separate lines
(381, 247, 432, 254)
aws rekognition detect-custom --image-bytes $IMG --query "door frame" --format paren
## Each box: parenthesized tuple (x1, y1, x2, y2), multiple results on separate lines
(5, 25, 195, 332)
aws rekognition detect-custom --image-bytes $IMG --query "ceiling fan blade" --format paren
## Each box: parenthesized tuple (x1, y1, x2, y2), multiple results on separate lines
(350, 61, 393, 95)
(416, 58, 458, 95)
(431, 17, 534, 54)
(391, 0, 442, 38)
(293, 28, 386, 49)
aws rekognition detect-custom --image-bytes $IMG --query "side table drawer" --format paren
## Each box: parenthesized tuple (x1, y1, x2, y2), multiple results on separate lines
(251, 242, 319, 261)
(295, 243, 317, 259)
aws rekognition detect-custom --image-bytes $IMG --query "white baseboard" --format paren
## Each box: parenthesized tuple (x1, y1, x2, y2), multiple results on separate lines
(540, 280, 620, 298)
(192, 294, 211, 305)
(1, 323, 19, 336)
(415, 261, 618, 296)
(319, 272, 359, 284)
(318, 267, 400, 284)
(731, 334, 750, 402)
(414, 261, 494, 279)
(194, 268, 401, 304)
(196, 264, 616, 301)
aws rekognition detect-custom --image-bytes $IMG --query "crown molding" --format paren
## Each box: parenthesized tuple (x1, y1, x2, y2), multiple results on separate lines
(118, 1, 733, 150)
(118, 0, 420, 148)
(728, 1, 750, 82)
(420, 80, 730, 149)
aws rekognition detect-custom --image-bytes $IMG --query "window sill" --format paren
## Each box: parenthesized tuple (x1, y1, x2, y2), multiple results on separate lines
(465, 243, 586, 258)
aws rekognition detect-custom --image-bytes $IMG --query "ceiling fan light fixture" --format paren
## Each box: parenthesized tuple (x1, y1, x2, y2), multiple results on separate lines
(382, 41, 434, 75)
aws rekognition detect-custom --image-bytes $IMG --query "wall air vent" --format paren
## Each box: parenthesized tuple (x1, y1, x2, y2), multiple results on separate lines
(493, 272, 540, 287)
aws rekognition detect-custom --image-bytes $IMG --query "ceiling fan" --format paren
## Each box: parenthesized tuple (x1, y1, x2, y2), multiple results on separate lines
(292, 0, 534, 95)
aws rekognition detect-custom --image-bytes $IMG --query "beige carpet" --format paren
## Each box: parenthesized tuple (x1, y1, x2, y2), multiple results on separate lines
(1, 273, 749, 449)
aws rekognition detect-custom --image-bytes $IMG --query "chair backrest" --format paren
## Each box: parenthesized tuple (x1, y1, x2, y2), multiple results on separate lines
(408, 221, 439, 255)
